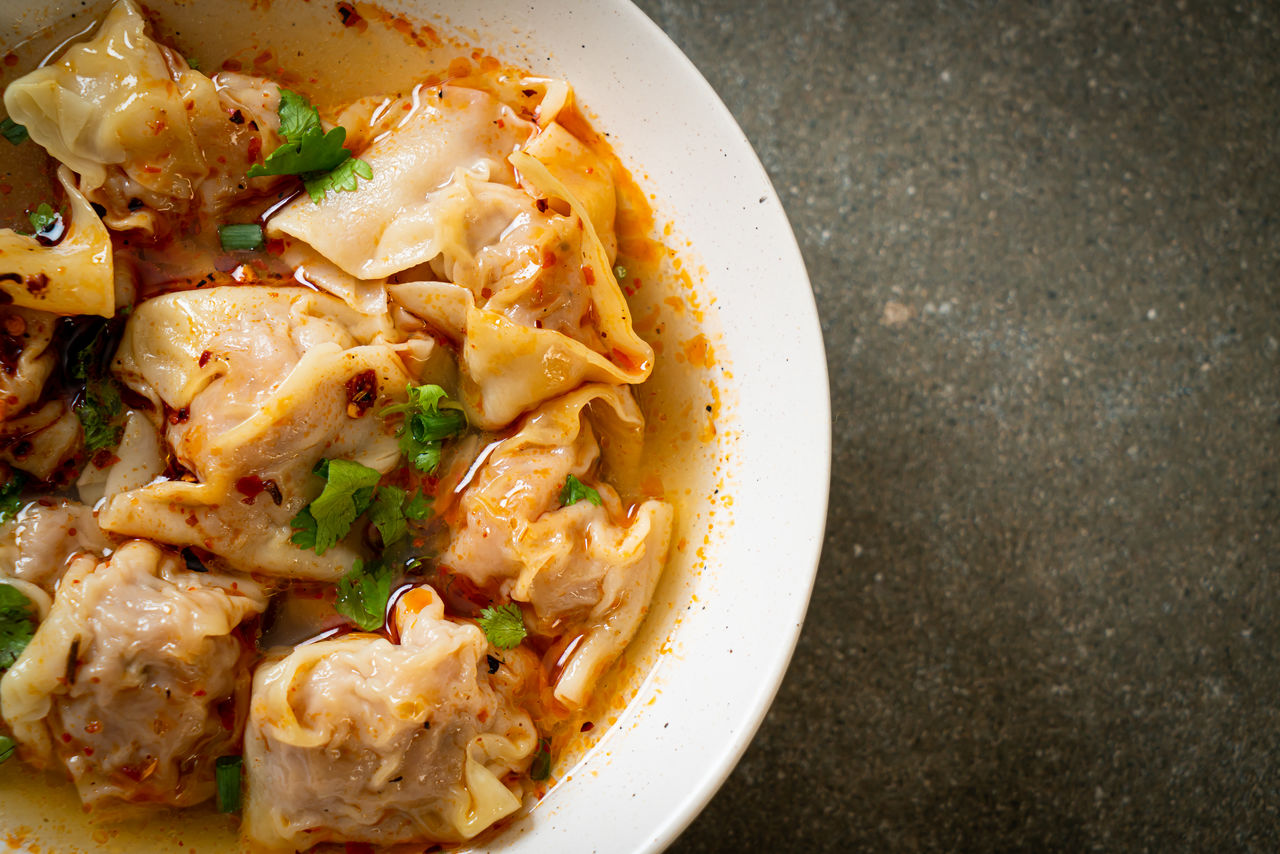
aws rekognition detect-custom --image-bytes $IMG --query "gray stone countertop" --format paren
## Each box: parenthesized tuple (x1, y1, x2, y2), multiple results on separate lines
(632, 1, 1280, 851)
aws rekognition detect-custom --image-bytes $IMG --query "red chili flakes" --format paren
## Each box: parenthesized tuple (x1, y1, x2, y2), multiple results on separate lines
(90, 449, 119, 469)
(253, 49, 273, 66)
(2, 53, 17, 67)
(582, 265, 596, 286)
(24, 273, 48, 297)
(479, 287, 493, 300)
(541, 249, 557, 269)
(221, 58, 242, 72)
(229, 109, 245, 125)
(337, 2, 367, 31)
(345, 369, 378, 418)
(246, 136, 262, 164)
(198, 350, 212, 367)
(235, 475, 266, 503)
(535, 198, 549, 213)
(521, 88, 538, 98)
(580, 721, 594, 732)
(168, 407, 190, 425)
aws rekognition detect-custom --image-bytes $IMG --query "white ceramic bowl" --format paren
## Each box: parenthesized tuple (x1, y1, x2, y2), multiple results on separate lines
(0, 1, 830, 851)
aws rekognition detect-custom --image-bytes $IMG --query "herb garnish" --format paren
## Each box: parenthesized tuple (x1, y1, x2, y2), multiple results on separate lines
(215, 755, 242, 812)
(66, 320, 125, 456)
(0, 473, 25, 524)
(334, 558, 392, 631)
(379, 384, 467, 474)
(247, 88, 372, 203)
(218, 223, 264, 251)
(290, 459, 430, 554)
(0, 735, 14, 764)
(290, 459, 381, 555)
(477, 603, 527, 650)
(559, 474, 602, 508)
(27, 203, 60, 235)
(0, 583, 36, 670)
(0, 118, 26, 146)
(529, 737, 552, 781)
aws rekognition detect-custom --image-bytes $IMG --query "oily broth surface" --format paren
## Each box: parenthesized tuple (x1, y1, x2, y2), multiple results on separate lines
(0, 1, 727, 851)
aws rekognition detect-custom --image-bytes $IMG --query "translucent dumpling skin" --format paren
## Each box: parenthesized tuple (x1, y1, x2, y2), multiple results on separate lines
(242, 587, 537, 850)
(0, 540, 267, 808)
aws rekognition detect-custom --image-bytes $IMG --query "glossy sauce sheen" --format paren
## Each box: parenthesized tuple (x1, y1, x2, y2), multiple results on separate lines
(0, 2, 727, 852)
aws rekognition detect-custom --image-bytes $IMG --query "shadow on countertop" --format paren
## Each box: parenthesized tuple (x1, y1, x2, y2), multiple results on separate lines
(632, 0, 1280, 850)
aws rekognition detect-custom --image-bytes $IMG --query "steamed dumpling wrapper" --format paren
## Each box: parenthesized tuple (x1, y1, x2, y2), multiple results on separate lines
(0, 540, 267, 808)
(98, 286, 416, 581)
(438, 384, 672, 707)
(242, 586, 537, 849)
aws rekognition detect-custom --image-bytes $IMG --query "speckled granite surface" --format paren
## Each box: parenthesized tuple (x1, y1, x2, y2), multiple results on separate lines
(633, 1, 1280, 850)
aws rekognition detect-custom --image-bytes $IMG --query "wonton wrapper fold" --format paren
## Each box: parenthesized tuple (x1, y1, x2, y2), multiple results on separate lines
(440, 384, 672, 707)
(0, 167, 113, 317)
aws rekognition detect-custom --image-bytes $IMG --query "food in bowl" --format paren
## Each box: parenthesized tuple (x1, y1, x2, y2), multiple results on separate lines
(0, 1, 699, 849)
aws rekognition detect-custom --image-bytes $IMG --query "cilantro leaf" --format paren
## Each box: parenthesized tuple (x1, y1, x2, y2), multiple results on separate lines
(0, 473, 25, 524)
(27, 203, 59, 234)
(334, 558, 392, 631)
(303, 155, 372, 203)
(369, 486, 408, 547)
(0, 735, 14, 764)
(380, 384, 467, 474)
(404, 492, 433, 521)
(247, 124, 350, 179)
(276, 88, 323, 140)
(368, 486, 434, 547)
(247, 88, 371, 203)
(289, 459, 381, 555)
(0, 583, 36, 670)
(289, 506, 319, 550)
(559, 474, 602, 508)
(75, 380, 124, 454)
(477, 603, 527, 649)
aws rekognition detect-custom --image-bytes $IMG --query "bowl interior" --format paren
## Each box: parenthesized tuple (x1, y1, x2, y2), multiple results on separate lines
(0, 1, 830, 851)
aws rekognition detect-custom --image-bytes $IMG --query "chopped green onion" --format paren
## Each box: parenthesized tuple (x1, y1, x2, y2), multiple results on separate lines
(613, 265, 627, 280)
(185, 55, 201, 71)
(0, 735, 14, 764)
(218, 224, 264, 252)
(1, 118, 27, 146)
(215, 755, 242, 812)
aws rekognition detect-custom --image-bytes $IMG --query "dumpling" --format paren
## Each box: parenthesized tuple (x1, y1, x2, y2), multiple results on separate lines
(98, 286, 414, 581)
(242, 586, 537, 850)
(3, 0, 281, 235)
(0, 540, 267, 808)
(266, 85, 534, 280)
(387, 119, 651, 429)
(0, 167, 113, 317)
(438, 384, 672, 706)
(0, 497, 110, 594)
